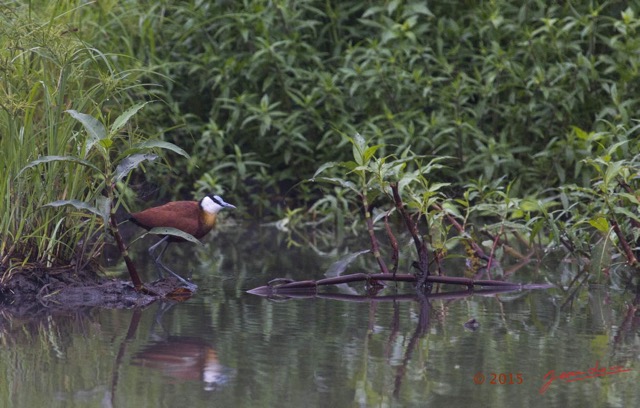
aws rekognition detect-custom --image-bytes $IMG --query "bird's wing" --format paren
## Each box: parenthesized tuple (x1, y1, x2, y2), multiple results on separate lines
(130, 201, 200, 234)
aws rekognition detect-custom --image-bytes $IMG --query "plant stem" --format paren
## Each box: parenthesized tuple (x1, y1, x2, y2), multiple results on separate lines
(361, 192, 389, 274)
(108, 201, 144, 290)
(390, 183, 429, 288)
(431, 202, 489, 261)
(384, 209, 399, 275)
(611, 219, 639, 266)
(485, 224, 504, 279)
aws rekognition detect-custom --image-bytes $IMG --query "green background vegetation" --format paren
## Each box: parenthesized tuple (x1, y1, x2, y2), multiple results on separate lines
(1, 0, 639, 281)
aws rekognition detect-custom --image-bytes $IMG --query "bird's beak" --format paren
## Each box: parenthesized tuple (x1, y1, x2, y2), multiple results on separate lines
(223, 202, 236, 209)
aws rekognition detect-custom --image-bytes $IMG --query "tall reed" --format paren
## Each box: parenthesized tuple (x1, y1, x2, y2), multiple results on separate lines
(0, 2, 144, 278)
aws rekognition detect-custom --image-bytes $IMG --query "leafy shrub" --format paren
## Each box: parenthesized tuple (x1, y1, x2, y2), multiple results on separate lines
(83, 0, 640, 221)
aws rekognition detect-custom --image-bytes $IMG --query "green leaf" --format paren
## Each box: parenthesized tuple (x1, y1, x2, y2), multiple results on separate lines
(340, 161, 359, 171)
(372, 208, 395, 224)
(406, 3, 434, 17)
(519, 199, 540, 212)
(99, 138, 114, 149)
(131, 140, 190, 159)
(441, 201, 462, 218)
(147, 227, 203, 245)
(66, 110, 107, 157)
(387, 0, 400, 14)
(613, 207, 640, 224)
(114, 154, 158, 182)
(510, 209, 525, 219)
(363, 144, 383, 163)
(95, 196, 111, 225)
(603, 160, 624, 187)
(350, 133, 367, 165)
(571, 126, 589, 140)
(110, 102, 150, 135)
(606, 139, 630, 156)
(311, 162, 339, 180)
(43, 199, 104, 220)
(428, 182, 451, 192)
(588, 216, 610, 233)
(17, 155, 102, 178)
(362, 6, 384, 18)
(312, 176, 358, 192)
(618, 193, 640, 205)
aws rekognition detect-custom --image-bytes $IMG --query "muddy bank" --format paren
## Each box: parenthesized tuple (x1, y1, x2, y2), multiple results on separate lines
(0, 268, 189, 316)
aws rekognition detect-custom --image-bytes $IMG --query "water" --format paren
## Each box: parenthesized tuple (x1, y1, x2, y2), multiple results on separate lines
(1, 227, 639, 407)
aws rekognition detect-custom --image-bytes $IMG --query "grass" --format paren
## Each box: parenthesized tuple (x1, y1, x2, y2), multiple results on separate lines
(0, 1, 146, 277)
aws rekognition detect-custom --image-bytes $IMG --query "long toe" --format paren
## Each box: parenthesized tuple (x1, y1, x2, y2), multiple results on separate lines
(158, 263, 197, 289)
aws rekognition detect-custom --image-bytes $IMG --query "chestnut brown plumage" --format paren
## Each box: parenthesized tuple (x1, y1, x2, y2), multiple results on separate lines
(131, 201, 216, 240)
(130, 194, 235, 285)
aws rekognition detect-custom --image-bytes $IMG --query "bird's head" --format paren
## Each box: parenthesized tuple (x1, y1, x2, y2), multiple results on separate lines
(200, 194, 236, 214)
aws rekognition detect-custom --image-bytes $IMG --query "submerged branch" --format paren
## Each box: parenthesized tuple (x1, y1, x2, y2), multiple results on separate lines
(247, 273, 541, 298)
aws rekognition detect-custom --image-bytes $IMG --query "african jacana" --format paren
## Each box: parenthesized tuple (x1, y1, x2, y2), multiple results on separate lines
(130, 194, 235, 285)
(132, 336, 234, 390)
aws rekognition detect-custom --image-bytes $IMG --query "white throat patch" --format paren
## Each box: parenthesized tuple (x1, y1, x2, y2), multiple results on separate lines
(201, 195, 224, 214)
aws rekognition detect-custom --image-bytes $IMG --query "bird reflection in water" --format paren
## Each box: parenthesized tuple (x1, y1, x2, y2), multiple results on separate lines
(132, 336, 235, 391)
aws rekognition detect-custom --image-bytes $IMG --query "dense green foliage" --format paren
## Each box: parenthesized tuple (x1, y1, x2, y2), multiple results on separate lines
(87, 0, 640, 210)
(0, 2, 144, 272)
(86, 0, 639, 276)
(1, 0, 639, 279)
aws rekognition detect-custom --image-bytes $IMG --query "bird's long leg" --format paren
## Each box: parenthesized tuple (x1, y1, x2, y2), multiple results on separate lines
(149, 236, 169, 258)
(149, 236, 170, 279)
(148, 236, 196, 288)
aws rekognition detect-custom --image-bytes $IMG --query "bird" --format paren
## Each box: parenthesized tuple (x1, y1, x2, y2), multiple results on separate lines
(129, 194, 236, 285)
(132, 336, 234, 390)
